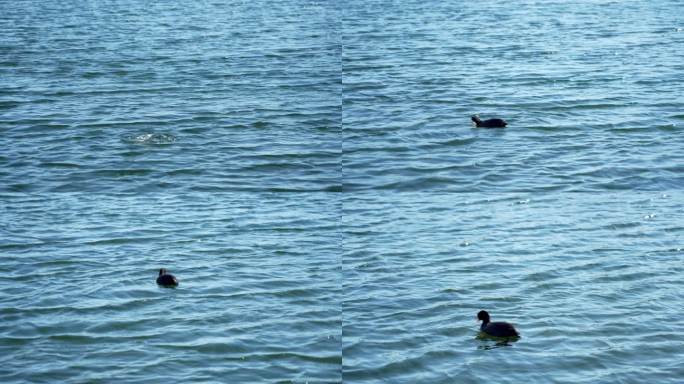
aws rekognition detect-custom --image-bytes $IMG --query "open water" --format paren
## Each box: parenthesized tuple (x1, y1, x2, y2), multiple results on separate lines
(1, 193, 341, 383)
(342, 193, 684, 383)
(1, 1, 341, 193)
(343, 0, 684, 191)
(2, 0, 683, 383)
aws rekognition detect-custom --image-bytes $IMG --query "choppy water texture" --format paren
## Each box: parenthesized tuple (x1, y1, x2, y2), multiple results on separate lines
(0, 1, 341, 192)
(0, 194, 341, 383)
(2, 0, 684, 383)
(343, 0, 684, 191)
(343, 193, 684, 383)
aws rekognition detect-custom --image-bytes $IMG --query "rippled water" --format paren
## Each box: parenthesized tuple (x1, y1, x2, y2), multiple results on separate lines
(343, 193, 684, 383)
(2, 0, 684, 383)
(1, 194, 341, 383)
(343, 0, 684, 191)
(1, 1, 341, 193)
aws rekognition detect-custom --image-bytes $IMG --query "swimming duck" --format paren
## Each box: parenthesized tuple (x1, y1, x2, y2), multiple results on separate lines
(472, 115, 507, 128)
(156, 268, 178, 287)
(477, 310, 519, 338)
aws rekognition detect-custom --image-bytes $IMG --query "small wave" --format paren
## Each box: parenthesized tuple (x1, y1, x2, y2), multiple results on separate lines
(90, 169, 154, 177)
(38, 162, 81, 169)
(84, 236, 164, 246)
(121, 133, 177, 145)
(418, 137, 477, 150)
(0, 100, 21, 110)
(376, 176, 457, 191)
(247, 351, 341, 365)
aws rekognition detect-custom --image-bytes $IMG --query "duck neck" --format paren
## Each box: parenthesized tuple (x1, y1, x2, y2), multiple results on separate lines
(480, 320, 489, 330)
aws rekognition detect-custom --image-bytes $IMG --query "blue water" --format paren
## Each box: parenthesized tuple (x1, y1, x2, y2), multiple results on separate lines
(0, 1, 341, 192)
(2, 0, 684, 383)
(1, 194, 341, 383)
(342, 193, 684, 383)
(343, 0, 684, 191)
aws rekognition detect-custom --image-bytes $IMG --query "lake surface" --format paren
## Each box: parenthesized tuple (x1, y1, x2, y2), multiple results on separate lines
(343, 0, 684, 191)
(2, 0, 684, 383)
(0, 1, 341, 193)
(343, 193, 684, 383)
(1, 194, 341, 383)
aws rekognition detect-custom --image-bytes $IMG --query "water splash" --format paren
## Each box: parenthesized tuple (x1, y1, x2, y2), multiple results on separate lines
(122, 133, 178, 145)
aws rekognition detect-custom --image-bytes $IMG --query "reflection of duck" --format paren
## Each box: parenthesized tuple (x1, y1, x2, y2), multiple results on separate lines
(471, 115, 507, 128)
(156, 268, 179, 287)
(477, 310, 519, 337)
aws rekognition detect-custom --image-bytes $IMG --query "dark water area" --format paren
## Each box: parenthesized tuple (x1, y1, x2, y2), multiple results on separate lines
(2, 0, 684, 383)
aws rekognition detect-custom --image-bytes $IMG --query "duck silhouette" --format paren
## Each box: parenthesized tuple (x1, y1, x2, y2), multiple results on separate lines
(156, 268, 178, 287)
(477, 310, 519, 338)
(472, 115, 507, 128)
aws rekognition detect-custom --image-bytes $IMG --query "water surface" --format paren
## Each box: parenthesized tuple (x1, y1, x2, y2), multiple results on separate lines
(1, 1, 341, 192)
(0, 193, 341, 383)
(343, 0, 684, 191)
(2, 0, 684, 383)
(343, 193, 684, 383)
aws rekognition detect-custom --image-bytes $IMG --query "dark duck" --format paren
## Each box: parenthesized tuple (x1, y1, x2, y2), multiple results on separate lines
(156, 268, 178, 287)
(477, 310, 519, 338)
(472, 115, 507, 128)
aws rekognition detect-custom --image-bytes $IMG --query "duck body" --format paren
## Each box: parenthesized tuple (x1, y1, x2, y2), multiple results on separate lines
(472, 115, 507, 128)
(481, 321, 519, 338)
(157, 268, 178, 287)
(478, 310, 519, 338)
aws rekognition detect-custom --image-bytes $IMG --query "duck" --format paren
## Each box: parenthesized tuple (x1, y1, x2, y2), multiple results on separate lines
(477, 310, 519, 338)
(156, 268, 178, 287)
(471, 115, 507, 128)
